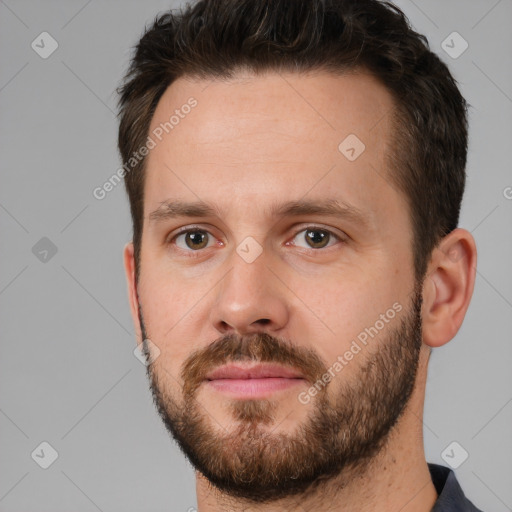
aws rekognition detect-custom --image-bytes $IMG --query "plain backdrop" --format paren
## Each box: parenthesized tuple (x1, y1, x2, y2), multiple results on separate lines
(1, 1, 511, 511)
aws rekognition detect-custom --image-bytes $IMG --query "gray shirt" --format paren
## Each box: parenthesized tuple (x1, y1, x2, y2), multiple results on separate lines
(429, 463, 484, 511)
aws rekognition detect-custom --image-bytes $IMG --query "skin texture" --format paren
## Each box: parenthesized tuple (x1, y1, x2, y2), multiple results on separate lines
(123, 70, 477, 511)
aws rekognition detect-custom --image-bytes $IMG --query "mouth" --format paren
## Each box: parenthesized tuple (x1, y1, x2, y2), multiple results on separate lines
(205, 363, 305, 380)
(204, 363, 306, 398)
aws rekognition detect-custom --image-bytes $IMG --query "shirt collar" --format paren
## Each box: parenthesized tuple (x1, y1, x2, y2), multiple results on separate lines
(428, 463, 484, 512)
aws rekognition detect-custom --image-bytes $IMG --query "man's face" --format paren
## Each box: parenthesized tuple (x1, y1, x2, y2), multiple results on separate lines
(127, 70, 425, 502)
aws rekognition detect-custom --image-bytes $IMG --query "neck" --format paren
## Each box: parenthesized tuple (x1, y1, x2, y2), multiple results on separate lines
(195, 347, 437, 512)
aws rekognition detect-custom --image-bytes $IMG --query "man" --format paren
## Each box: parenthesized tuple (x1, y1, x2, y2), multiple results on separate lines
(118, 0, 482, 510)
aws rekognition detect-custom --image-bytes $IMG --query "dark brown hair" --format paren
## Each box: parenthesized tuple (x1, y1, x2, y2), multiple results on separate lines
(117, 0, 469, 283)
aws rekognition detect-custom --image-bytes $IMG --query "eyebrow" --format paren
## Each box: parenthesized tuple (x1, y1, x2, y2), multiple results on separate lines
(148, 198, 370, 227)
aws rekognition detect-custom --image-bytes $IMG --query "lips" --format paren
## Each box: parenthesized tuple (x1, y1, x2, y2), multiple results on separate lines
(205, 363, 305, 381)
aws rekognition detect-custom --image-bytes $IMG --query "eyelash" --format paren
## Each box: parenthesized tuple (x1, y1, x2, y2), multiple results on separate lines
(166, 225, 346, 257)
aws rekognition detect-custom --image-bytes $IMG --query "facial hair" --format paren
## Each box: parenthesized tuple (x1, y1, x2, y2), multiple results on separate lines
(137, 285, 423, 504)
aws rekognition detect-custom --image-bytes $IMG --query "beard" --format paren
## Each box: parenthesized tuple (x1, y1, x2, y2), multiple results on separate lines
(137, 284, 423, 505)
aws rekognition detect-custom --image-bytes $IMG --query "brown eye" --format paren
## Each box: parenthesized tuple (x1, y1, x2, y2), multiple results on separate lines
(291, 227, 341, 250)
(175, 230, 213, 251)
(305, 229, 330, 248)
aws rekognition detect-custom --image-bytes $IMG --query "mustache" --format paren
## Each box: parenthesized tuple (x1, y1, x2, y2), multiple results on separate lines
(180, 332, 329, 398)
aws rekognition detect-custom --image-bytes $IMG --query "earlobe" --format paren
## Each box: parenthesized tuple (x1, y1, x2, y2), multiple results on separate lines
(421, 228, 477, 348)
(123, 242, 142, 343)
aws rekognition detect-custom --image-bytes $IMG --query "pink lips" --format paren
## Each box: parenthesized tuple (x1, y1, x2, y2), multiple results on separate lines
(205, 363, 304, 381)
(204, 363, 306, 398)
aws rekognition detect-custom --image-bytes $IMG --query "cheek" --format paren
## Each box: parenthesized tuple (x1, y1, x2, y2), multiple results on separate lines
(291, 263, 406, 362)
(138, 273, 203, 370)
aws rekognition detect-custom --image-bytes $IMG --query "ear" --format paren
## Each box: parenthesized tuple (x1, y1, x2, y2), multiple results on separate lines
(123, 241, 142, 345)
(421, 228, 477, 348)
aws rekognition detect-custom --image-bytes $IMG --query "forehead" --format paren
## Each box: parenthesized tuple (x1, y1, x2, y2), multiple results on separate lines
(143, 70, 407, 230)
(148, 69, 393, 155)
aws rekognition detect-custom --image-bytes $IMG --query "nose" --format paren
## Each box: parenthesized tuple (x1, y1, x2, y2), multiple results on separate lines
(209, 246, 289, 336)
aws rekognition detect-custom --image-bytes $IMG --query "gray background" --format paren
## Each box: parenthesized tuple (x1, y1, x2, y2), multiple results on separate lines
(1, 0, 511, 510)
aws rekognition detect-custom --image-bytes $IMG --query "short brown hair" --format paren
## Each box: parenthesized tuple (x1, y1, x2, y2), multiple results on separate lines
(117, 0, 469, 283)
